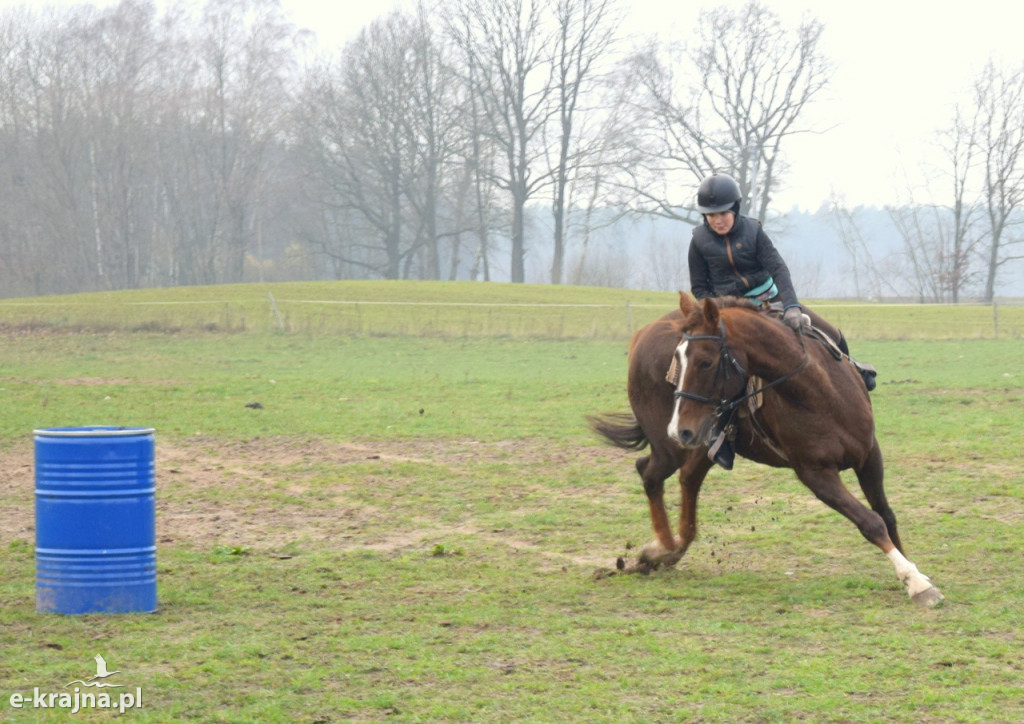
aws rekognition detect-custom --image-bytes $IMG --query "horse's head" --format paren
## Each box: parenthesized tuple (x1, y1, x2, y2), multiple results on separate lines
(667, 293, 749, 448)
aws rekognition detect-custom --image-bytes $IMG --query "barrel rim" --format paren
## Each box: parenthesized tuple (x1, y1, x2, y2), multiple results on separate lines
(34, 426, 155, 438)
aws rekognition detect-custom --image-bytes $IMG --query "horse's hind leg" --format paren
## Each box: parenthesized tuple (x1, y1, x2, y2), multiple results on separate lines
(853, 441, 943, 606)
(855, 439, 902, 553)
(797, 464, 942, 607)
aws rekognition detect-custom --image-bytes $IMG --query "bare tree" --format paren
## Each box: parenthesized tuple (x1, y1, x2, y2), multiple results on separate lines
(545, 0, 618, 284)
(300, 14, 418, 280)
(0, 0, 310, 293)
(888, 203, 955, 303)
(0, 3, 160, 294)
(864, 76, 990, 303)
(938, 104, 984, 302)
(697, 3, 833, 221)
(198, 0, 297, 283)
(147, 0, 299, 286)
(403, 3, 470, 281)
(293, 7, 472, 281)
(566, 56, 662, 285)
(641, 230, 689, 292)
(623, 1, 832, 223)
(0, 7, 51, 295)
(74, 0, 164, 290)
(882, 114, 985, 304)
(826, 197, 898, 299)
(447, 0, 558, 283)
(971, 60, 1024, 302)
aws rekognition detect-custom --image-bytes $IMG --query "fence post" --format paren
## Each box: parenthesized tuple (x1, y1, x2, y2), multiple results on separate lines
(269, 292, 285, 331)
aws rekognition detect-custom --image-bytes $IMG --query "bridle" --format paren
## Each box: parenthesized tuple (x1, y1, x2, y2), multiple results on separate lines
(674, 319, 810, 419)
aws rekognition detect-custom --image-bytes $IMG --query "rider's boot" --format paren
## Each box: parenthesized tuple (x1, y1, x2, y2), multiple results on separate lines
(855, 362, 877, 391)
(838, 331, 877, 392)
(707, 425, 735, 470)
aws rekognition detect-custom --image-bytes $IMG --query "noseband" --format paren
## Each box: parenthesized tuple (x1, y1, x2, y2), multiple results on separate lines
(674, 319, 809, 418)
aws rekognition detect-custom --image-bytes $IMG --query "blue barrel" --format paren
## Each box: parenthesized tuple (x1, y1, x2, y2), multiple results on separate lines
(34, 426, 157, 614)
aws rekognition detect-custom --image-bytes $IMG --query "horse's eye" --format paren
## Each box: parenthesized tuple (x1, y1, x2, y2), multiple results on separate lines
(698, 359, 714, 371)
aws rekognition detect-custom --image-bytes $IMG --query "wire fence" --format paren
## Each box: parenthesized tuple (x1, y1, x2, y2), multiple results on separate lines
(1, 294, 1020, 341)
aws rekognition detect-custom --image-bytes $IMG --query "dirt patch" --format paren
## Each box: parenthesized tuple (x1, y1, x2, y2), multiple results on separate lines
(0, 437, 614, 569)
(7, 436, 1009, 577)
(0, 449, 34, 539)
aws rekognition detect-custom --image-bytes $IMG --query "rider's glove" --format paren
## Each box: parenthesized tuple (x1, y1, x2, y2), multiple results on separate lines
(783, 305, 803, 331)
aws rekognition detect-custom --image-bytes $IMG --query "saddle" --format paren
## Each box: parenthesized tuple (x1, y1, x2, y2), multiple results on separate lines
(764, 303, 876, 382)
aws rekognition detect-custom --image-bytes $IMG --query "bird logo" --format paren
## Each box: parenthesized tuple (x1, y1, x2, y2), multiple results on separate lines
(64, 655, 124, 688)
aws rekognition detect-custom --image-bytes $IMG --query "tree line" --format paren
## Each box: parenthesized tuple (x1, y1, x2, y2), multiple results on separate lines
(0, 0, 1020, 301)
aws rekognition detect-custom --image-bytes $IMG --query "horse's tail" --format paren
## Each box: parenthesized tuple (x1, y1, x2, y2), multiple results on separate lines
(588, 413, 649, 451)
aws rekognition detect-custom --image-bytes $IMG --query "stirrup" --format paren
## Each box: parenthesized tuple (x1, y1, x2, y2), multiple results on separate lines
(708, 433, 735, 470)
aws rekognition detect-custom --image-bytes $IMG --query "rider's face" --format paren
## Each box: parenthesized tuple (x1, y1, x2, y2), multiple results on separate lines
(705, 211, 735, 235)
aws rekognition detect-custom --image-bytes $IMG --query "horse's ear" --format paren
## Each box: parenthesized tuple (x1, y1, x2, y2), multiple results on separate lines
(678, 292, 697, 316)
(702, 297, 720, 326)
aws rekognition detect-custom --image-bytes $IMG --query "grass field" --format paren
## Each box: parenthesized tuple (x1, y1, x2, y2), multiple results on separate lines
(0, 282, 1022, 722)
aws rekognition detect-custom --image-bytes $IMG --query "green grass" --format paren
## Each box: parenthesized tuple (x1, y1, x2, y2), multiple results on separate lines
(0, 282, 1022, 722)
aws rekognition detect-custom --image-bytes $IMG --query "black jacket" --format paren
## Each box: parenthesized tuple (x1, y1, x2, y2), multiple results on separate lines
(687, 215, 799, 309)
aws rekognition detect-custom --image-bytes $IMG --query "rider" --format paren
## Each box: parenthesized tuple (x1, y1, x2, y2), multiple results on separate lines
(687, 172, 876, 469)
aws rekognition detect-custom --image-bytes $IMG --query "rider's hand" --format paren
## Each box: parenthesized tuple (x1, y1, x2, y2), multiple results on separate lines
(783, 306, 803, 331)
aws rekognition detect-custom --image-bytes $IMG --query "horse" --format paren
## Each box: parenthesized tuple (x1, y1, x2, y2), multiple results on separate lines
(591, 293, 943, 607)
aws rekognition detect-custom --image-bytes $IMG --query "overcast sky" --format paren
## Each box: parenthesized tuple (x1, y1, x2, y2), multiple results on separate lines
(10, 0, 1024, 211)
(287, 0, 1024, 211)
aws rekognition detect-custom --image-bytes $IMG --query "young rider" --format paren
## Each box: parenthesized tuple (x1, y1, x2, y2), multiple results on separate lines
(687, 173, 876, 468)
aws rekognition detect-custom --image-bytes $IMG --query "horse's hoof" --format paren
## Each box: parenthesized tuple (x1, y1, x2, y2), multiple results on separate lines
(616, 557, 655, 575)
(638, 540, 684, 569)
(911, 585, 944, 608)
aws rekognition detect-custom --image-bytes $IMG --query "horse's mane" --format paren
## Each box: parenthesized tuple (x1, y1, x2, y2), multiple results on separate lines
(710, 296, 760, 312)
(678, 295, 761, 331)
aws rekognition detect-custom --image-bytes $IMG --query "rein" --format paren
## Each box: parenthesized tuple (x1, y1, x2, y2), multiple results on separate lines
(674, 319, 810, 418)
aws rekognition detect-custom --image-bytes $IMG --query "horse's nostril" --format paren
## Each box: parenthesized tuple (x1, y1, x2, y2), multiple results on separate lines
(679, 429, 695, 445)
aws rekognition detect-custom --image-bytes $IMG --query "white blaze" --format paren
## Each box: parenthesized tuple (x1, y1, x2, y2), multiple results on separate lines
(667, 340, 688, 442)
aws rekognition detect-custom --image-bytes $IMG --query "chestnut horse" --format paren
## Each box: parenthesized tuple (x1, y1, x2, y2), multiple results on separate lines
(591, 293, 942, 607)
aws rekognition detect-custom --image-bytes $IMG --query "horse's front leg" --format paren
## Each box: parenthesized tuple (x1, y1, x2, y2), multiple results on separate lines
(634, 448, 710, 571)
(617, 448, 679, 574)
(676, 451, 713, 555)
(634, 451, 678, 556)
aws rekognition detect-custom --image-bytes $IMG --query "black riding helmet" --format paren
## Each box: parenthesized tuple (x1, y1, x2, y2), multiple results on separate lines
(696, 173, 742, 215)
